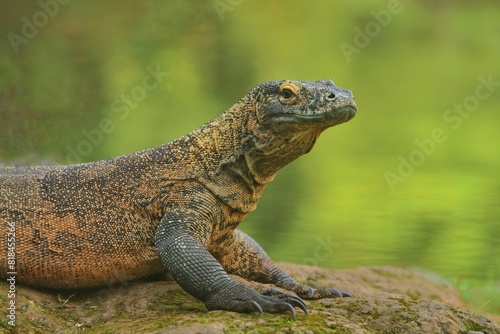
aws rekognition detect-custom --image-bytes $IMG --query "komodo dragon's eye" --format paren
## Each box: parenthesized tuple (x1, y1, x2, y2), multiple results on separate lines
(281, 89, 294, 99)
(278, 83, 300, 104)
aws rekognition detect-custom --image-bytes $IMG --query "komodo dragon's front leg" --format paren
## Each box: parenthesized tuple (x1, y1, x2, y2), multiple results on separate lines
(154, 193, 306, 317)
(218, 230, 351, 300)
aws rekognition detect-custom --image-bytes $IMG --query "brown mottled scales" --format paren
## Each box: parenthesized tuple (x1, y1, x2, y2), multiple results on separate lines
(0, 79, 357, 318)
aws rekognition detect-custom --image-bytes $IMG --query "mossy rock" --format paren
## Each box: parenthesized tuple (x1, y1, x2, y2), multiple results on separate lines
(1, 264, 498, 333)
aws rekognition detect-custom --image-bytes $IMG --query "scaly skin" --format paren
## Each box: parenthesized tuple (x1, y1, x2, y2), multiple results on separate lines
(0, 79, 357, 318)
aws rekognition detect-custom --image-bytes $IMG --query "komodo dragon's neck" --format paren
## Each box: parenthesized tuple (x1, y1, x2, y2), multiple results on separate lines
(138, 96, 270, 213)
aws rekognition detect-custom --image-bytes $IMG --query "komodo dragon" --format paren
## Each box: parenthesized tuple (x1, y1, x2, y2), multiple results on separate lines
(1, 79, 357, 318)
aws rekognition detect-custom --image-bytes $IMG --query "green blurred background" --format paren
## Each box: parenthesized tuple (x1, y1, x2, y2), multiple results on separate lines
(1, 0, 499, 314)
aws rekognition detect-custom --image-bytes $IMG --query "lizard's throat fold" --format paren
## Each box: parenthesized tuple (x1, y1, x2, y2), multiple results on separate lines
(244, 130, 321, 185)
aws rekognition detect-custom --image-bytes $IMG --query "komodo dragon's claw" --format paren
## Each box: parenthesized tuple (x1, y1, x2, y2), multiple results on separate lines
(263, 288, 308, 315)
(306, 287, 352, 299)
(334, 289, 352, 298)
(285, 303, 296, 320)
(250, 300, 263, 316)
(205, 282, 307, 319)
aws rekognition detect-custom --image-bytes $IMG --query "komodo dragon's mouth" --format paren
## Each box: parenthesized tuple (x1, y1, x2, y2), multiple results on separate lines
(326, 104, 357, 125)
(267, 104, 357, 127)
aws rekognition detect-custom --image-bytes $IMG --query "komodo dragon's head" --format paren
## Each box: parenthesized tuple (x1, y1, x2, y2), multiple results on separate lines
(244, 79, 357, 182)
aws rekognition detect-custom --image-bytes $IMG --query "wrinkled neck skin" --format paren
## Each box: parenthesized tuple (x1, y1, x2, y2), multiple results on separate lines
(244, 122, 323, 184)
(190, 97, 322, 213)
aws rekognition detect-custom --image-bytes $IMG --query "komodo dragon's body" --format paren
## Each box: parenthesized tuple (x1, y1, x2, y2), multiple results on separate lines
(1, 79, 356, 317)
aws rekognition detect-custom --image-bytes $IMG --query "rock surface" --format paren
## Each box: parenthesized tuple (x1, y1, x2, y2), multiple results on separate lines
(1, 264, 498, 333)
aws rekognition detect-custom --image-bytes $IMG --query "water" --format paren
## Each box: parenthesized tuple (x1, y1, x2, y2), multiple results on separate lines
(241, 142, 500, 284)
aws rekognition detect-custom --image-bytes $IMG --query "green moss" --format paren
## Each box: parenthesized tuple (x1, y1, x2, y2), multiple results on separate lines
(395, 297, 416, 308)
(228, 310, 348, 334)
(406, 291, 420, 300)
(340, 300, 363, 314)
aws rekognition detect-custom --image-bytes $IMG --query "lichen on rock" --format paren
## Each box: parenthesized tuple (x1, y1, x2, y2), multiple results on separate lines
(1, 264, 498, 333)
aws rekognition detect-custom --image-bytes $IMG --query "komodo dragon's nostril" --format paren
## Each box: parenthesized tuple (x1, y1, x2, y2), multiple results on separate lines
(326, 93, 336, 101)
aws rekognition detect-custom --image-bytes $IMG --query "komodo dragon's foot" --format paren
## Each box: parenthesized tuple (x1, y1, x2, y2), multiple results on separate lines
(272, 277, 352, 300)
(294, 286, 352, 300)
(204, 283, 307, 319)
